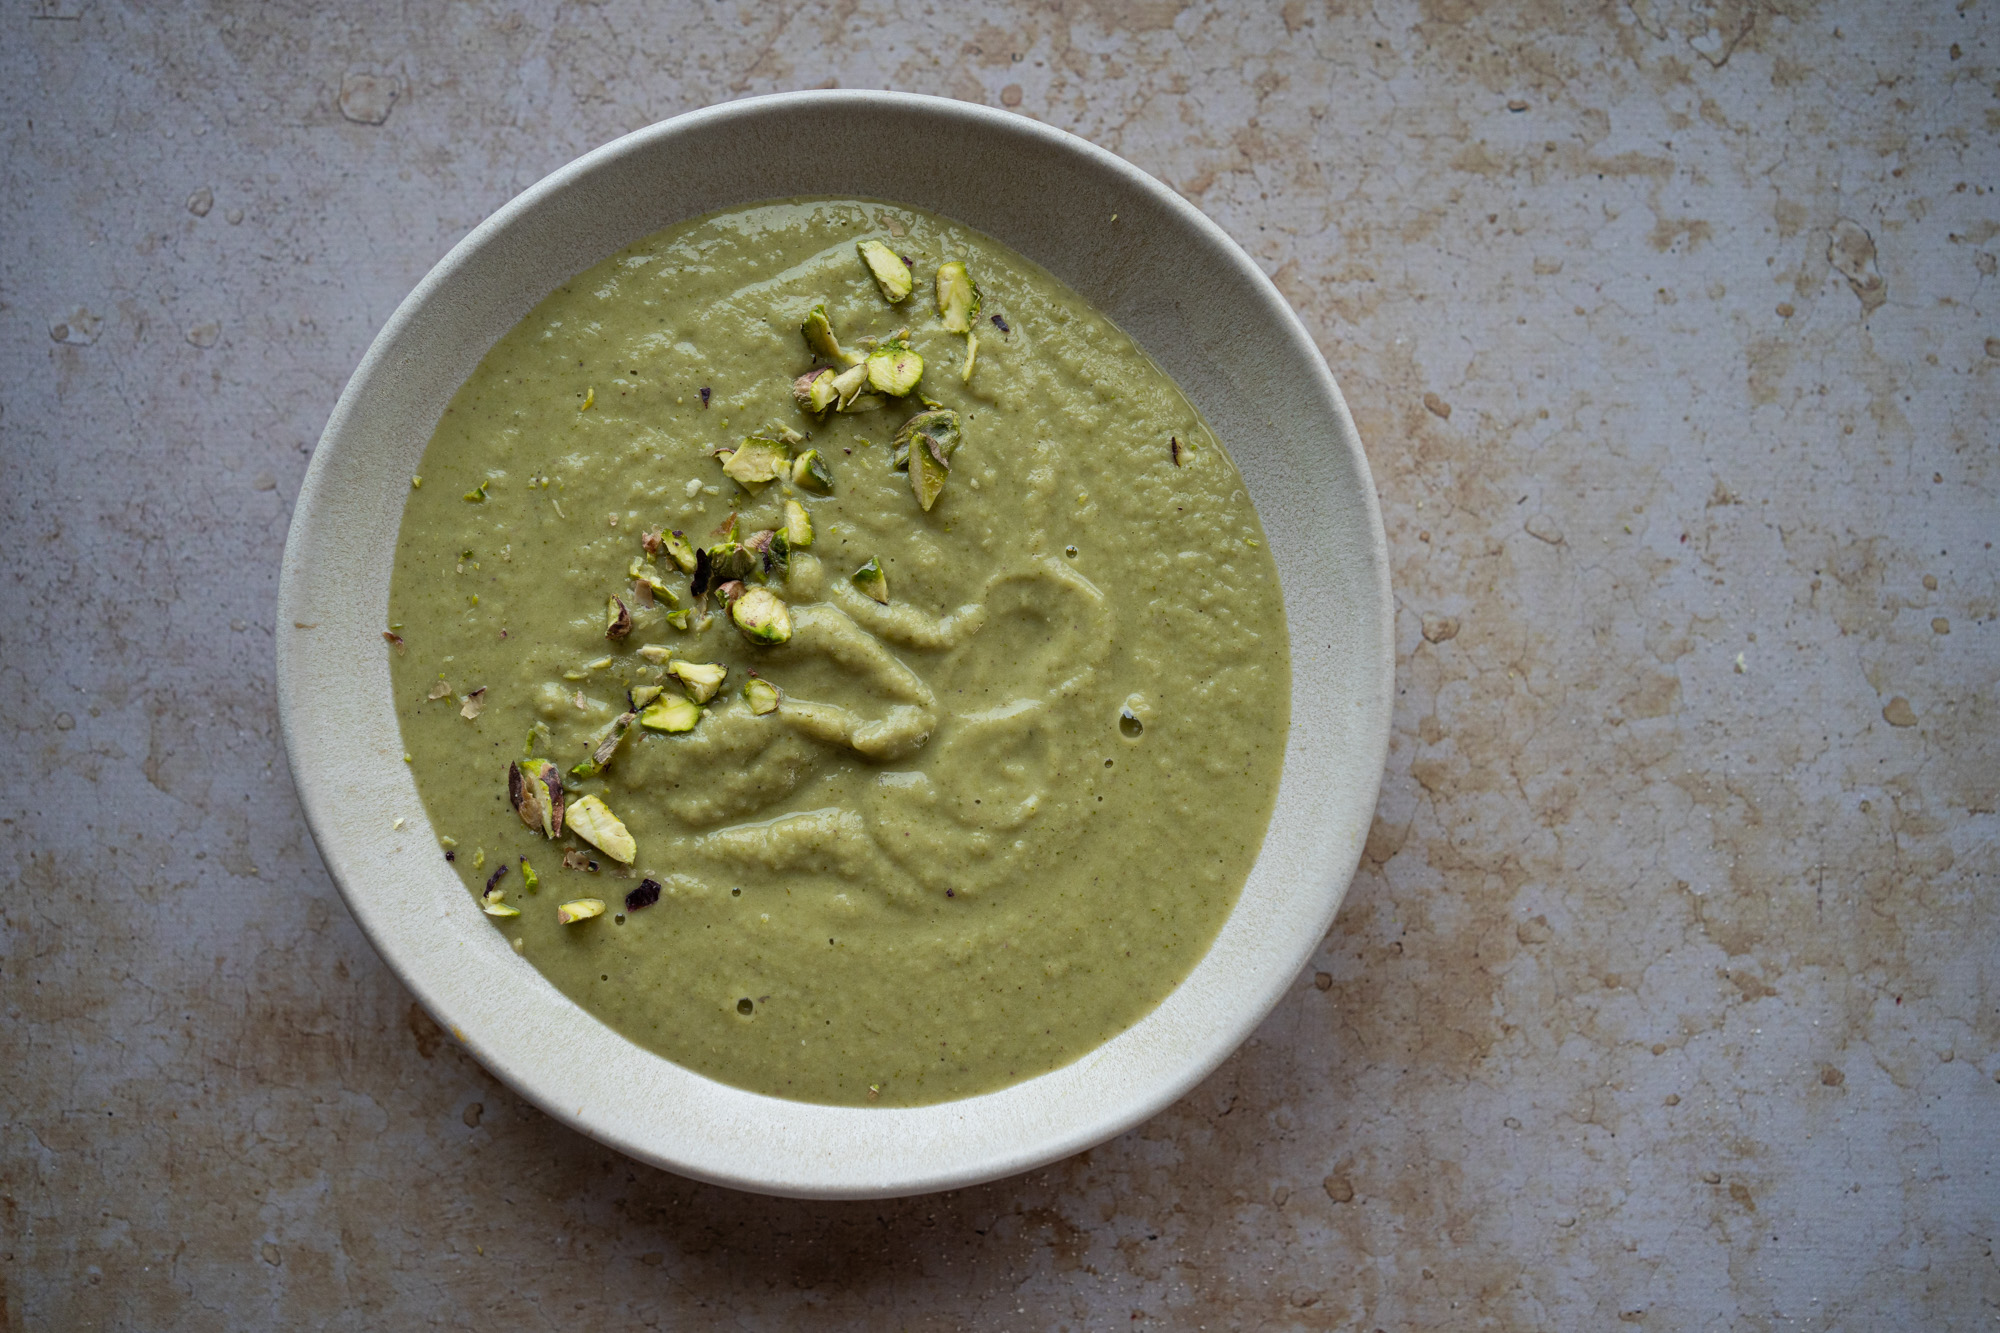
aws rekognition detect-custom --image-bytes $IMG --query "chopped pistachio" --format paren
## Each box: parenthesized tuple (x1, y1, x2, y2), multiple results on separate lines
(557, 897, 607, 925)
(383, 630, 406, 654)
(459, 687, 488, 720)
(665, 608, 692, 631)
(566, 794, 636, 863)
(790, 449, 834, 494)
(891, 406, 960, 471)
(793, 367, 840, 415)
(411, 476, 423, 488)
(858, 240, 914, 303)
(935, 260, 981, 333)
(627, 556, 678, 603)
(960, 329, 979, 382)
(581, 386, 595, 410)
(427, 679, 453, 701)
(605, 596, 633, 641)
(639, 694, 702, 733)
(701, 542, 757, 592)
(463, 481, 487, 502)
(784, 499, 814, 547)
(720, 436, 790, 489)
(744, 678, 781, 715)
(483, 898, 521, 917)
(800, 304, 861, 366)
(730, 587, 794, 645)
(893, 407, 962, 512)
(911, 439, 950, 511)
(585, 711, 637, 773)
(851, 556, 890, 604)
(667, 660, 728, 704)
(828, 362, 874, 412)
(520, 858, 540, 893)
(866, 340, 924, 397)
(662, 530, 698, 573)
(760, 529, 791, 580)
(508, 759, 565, 838)
(636, 644, 672, 664)
(629, 684, 664, 709)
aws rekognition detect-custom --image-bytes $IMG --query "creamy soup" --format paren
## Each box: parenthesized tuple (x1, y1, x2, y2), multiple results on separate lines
(387, 199, 1288, 1106)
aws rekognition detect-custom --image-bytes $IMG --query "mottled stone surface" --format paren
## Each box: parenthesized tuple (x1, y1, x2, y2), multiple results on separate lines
(3, 2, 1995, 1328)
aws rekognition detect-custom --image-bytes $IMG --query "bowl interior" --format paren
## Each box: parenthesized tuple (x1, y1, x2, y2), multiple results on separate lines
(278, 91, 1391, 1199)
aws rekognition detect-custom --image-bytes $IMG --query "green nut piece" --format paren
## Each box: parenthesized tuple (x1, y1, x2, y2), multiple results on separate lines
(911, 434, 951, 511)
(828, 362, 878, 413)
(566, 794, 637, 864)
(791, 449, 834, 494)
(519, 859, 540, 893)
(794, 367, 841, 415)
(721, 436, 790, 490)
(858, 240, 914, 303)
(851, 556, 890, 605)
(866, 340, 924, 397)
(662, 530, 698, 573)
(629, 684, 664, 709)
(667, 660, 728, 703)
(639, 694, 702, 733)
(935, 261, 981, 333)
(665, 608, 693, 631)
(556, 897, 606, 925)
(482, 898, 522, 918)
(744, 677, 781, 715)
(801, 304, 860, 366)
(784, 499, 814, 548)
(730, 587, 794, 646)
(605, 595, 633, 640)
(576, 710, 637, 779)
(508, 759, 565, 839)
(626, 556, 678, 604)
(892, 407, 963, 512)
(891, 406, 961, 470)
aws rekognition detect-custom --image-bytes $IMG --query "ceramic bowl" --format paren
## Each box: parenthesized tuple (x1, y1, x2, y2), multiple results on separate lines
(277, 90, 1391, 1199)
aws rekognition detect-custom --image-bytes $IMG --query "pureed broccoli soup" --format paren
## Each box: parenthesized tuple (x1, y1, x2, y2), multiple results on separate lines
(387, 199, 1288, 1106)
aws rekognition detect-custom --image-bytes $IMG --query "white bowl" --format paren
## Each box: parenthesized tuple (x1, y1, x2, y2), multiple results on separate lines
(278, 91, 1391, 1199)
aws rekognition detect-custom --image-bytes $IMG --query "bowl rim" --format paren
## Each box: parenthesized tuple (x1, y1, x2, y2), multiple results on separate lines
(278, 89, 1392, 1198)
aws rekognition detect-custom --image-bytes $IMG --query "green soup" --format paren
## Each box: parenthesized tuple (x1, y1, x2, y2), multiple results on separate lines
(388, 199, 1288, 1106)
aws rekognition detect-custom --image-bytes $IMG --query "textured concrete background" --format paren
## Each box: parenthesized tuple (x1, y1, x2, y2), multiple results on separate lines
(3, 1, 1996, 1328)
